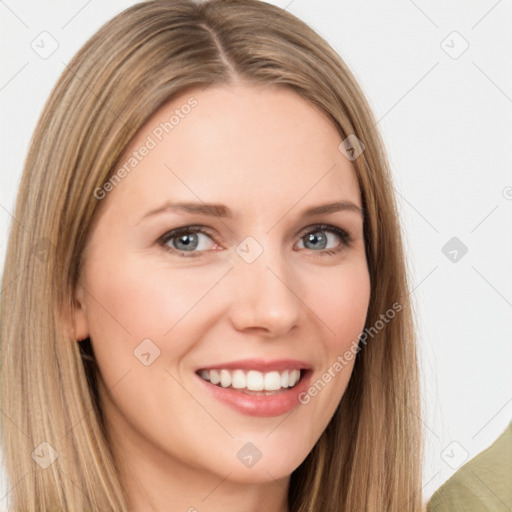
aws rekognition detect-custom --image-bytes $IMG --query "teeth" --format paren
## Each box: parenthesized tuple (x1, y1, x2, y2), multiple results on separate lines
(209, 369, 220, 385)
(264, 371, 282, 391)
(220, 369, 231, 388)
(247, 370, 264, 391)
(232, 369, 246, 389)
(198, 368, 302, 391)
(281, 369, 289, 388)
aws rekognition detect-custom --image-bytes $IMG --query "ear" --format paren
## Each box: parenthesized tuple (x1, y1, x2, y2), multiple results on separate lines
(72, 283, 90, 341)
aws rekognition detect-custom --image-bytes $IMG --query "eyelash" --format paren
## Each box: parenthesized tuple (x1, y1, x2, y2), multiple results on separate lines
(157, 224, 353, 259)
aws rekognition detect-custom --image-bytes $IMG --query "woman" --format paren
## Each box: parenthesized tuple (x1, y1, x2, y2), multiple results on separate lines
(0, 0, 423, 510)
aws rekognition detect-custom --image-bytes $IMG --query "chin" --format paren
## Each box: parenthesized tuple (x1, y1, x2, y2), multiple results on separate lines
(209, 449, 308, 485)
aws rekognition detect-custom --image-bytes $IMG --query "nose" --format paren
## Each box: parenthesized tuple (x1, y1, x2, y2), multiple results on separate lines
(227, 248, 302, 338)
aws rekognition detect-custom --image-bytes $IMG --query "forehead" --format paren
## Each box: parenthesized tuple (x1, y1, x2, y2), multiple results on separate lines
(103, 84, 361, 218)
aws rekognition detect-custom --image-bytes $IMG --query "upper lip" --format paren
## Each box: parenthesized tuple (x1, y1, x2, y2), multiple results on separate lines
(196, 358, 313, 373)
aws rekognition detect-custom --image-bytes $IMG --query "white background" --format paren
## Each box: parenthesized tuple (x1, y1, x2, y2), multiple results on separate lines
(1, 0, 511, 505)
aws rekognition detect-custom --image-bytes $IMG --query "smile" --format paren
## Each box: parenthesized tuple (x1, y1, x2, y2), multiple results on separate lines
(197, 368, 302, 392)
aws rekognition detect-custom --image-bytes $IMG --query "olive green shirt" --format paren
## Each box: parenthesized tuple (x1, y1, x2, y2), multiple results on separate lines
(428, 422, 512, 511)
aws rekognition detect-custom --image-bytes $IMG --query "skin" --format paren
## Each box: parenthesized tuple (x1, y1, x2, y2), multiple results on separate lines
(73, 83, 371, 512)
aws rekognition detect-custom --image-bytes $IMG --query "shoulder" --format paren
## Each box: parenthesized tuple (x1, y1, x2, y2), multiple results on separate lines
(427, 422, 512, 512)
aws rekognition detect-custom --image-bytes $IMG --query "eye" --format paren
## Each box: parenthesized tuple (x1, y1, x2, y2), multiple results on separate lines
(157, 223, 353, 259)
(157, 226, 219, 258)
(296, 224, 352, 256)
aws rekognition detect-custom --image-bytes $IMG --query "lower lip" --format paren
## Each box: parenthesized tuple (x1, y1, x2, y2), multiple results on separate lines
(195, 371, 312, 417)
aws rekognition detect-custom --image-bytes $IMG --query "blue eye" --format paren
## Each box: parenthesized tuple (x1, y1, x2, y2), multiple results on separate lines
(158, 226, 216, 257)
(157, 224, 352, 258)
(297, 224, 352, 256)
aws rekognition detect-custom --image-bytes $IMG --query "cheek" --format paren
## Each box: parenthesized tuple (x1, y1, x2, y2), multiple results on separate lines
(305, 261, 369, 393)
(310, 260, 371, 350)
(83, 254, 224, 340)
(281, 261, 370, 462)
(80, 252, 231, 397)
(295, 259, 370, 379)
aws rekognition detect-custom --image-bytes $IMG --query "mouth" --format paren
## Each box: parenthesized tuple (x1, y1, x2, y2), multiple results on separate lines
(195, 368, 306, 395)
(194, 360, 314, 417)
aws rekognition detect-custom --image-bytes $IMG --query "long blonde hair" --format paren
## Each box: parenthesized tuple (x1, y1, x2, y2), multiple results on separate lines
(0, 0, 422, 510)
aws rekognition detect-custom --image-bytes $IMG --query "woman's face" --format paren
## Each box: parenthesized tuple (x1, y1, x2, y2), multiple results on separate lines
(74, 84, 370, 487)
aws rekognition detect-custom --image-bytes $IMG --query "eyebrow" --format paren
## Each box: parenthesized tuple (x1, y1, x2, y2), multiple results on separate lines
(137, 200, 364, 224)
